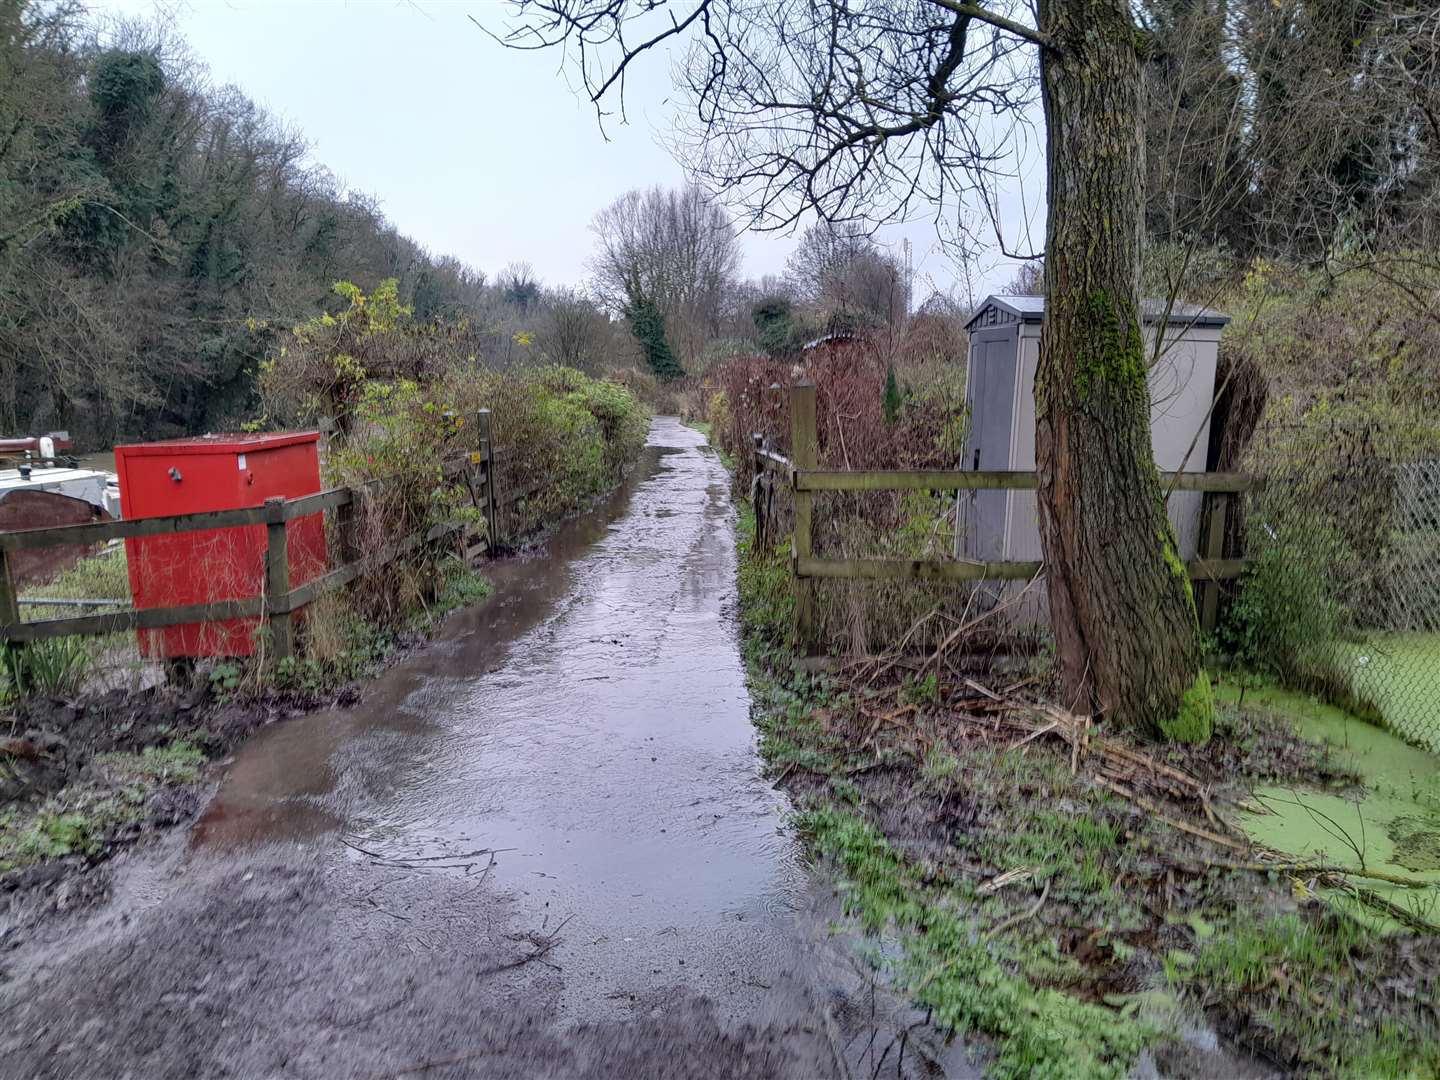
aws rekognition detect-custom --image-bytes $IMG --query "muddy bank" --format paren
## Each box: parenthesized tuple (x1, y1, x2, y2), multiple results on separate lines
(0, 682, 349, 940)
(752, 656, 1440, 1076)
(732, 493, 1439, 1077)
(0, 419, 960, 1080)
(2, 685, 334, 808)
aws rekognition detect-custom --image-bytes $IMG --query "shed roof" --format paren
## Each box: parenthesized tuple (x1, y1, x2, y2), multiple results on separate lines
(800, 330, 861, 352)
(964, 294, 1230, 332)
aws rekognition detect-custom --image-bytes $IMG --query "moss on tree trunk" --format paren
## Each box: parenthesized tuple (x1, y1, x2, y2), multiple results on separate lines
(1034, 0, 1211, 741)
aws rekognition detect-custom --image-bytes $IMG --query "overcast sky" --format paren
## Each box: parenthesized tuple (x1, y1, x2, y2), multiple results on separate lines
(99, 0, 1043, 303)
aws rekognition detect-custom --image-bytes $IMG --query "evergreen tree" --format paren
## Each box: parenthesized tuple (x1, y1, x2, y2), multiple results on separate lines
(882, 364, 902, 426)
(752, 296, 798, 358)
(628, 298, 685, 380)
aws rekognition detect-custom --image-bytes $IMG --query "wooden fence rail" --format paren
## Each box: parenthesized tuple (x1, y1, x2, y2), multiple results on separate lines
(756, 382, 1257, 652)
(0, 410, 508, 659)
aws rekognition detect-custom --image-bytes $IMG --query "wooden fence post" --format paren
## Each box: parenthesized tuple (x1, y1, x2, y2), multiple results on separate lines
(477, 409, 498, 552)
(0, 546, 23, 676)
(336, 488, 360, 570)
(791, 382, 817, 653)
(1198, 491, 1227, 634)
(751, 433, 766, 549)
(264, 496, 293, 662)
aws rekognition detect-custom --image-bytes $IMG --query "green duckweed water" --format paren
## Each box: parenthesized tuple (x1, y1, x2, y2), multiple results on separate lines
(1328, 633, 1440, 755)
(1216, 680, 1440, 929)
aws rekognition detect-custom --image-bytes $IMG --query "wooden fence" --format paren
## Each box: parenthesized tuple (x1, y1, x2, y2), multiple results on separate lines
(754, 382, 1258, 651)
(0, 409, 533, 662)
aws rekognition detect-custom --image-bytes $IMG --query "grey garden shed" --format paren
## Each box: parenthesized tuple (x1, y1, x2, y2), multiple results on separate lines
(958, 294, 1230, 573)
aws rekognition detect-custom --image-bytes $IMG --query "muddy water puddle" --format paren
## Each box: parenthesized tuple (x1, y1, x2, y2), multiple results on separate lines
(0, 418, 974, 1079)
(194, 419, 819, 1021)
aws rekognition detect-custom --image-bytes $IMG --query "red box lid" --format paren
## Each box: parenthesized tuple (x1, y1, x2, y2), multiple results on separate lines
(114, 432, 320, 458)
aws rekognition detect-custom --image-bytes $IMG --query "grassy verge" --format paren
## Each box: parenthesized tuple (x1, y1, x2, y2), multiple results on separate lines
(6, 546, 133, 700)
(683, 418, 737, 473)
(0, 742, 205, 870)
(732, 494, 1440, 1077)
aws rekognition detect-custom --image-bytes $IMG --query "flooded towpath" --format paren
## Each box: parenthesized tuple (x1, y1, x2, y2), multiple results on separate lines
(0, 418, 966, 1079)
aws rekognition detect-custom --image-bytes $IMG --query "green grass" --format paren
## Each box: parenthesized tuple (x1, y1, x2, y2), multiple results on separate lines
(20, 545, 130, 614)
(806, 807, 1151, 1080)
(1, 636, 94, 699)
(735, 503, 795, 656)
(1172, 911, 1440, 1078)
(5, 546, 134, 700)
(0, 740, 207, 870)
(434, 556, 493, 614)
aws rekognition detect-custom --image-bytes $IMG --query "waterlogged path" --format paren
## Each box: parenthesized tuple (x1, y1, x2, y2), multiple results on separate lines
(1, 419, 962, 1079)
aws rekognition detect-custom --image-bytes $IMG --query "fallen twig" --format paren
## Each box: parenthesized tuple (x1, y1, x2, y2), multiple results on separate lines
(478, 912, 576, 975)
(339, 836, 515, 871)
(984, 879, 1051, 941)
(339, 835, 386, 859)
(978, 866, 1034, 894)
(1096, 776, 1249, 852)
(364, 897, 411, 922)
(963, 678, 1003, 701)
(388, 847, 513, 864)
(1006, 720, 1060, 752)
(1331, 880, 1440, 935)
(923, 584, 1033, 674)
(1205, 856, 1440, 891)
(367, 1048, 492, 1079)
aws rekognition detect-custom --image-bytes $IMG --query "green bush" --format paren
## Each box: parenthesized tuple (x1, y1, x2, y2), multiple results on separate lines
(442, 364, 648, 539)
(258, 282, 649, 628)
(1223, 512, 1345, 681)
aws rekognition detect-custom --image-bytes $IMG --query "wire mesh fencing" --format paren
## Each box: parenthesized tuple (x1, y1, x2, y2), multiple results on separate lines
(1231, 428, 1440, 753)
(1353, 459, 1440, 751)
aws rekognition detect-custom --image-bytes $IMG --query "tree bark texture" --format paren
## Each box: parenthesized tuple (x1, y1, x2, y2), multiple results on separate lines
(1035, 0, 1211, 739)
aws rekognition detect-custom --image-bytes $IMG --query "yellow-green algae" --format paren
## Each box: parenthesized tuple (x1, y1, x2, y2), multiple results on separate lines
(1327, 633, 1440, 755)
(1216, 679, 1440, 929)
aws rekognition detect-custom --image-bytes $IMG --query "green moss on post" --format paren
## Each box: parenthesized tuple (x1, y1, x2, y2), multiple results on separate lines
(1160, 532, 1197, 620)
(1160, 671, 1214, 744)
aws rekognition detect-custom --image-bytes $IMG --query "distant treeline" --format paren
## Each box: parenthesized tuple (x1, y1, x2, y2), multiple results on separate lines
(0, 3, 637, 445)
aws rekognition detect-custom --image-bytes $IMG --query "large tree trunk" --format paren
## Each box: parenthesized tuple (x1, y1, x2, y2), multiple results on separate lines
(1034, 0, 1212, 740)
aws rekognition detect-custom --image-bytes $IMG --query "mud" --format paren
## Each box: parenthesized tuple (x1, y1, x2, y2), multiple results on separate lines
(2, 687, 294, 809)
(0, 419, 961, 1079)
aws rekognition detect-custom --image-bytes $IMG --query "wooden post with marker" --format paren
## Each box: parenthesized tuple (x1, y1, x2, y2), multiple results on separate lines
(264, 496, 293, 661)
(477, 409, 497, 552)
(790, 382, 817, 654)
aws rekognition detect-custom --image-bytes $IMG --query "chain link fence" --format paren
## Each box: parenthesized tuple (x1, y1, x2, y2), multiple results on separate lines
(1353, 460, 1440, 750)
(1230, 420, 1440, 753)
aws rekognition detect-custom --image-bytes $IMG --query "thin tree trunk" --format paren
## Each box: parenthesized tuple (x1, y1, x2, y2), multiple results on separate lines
(1035, 0, 1212, 739)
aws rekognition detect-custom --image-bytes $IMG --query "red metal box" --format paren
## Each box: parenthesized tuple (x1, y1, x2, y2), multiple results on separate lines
(114, 432, 327, 658)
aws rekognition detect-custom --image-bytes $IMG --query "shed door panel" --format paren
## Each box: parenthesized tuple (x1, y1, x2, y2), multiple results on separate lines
(964, 334, 1016, 562)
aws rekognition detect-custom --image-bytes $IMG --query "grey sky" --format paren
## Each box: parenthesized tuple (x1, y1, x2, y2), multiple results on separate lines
(101, 0, 1042, 303)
